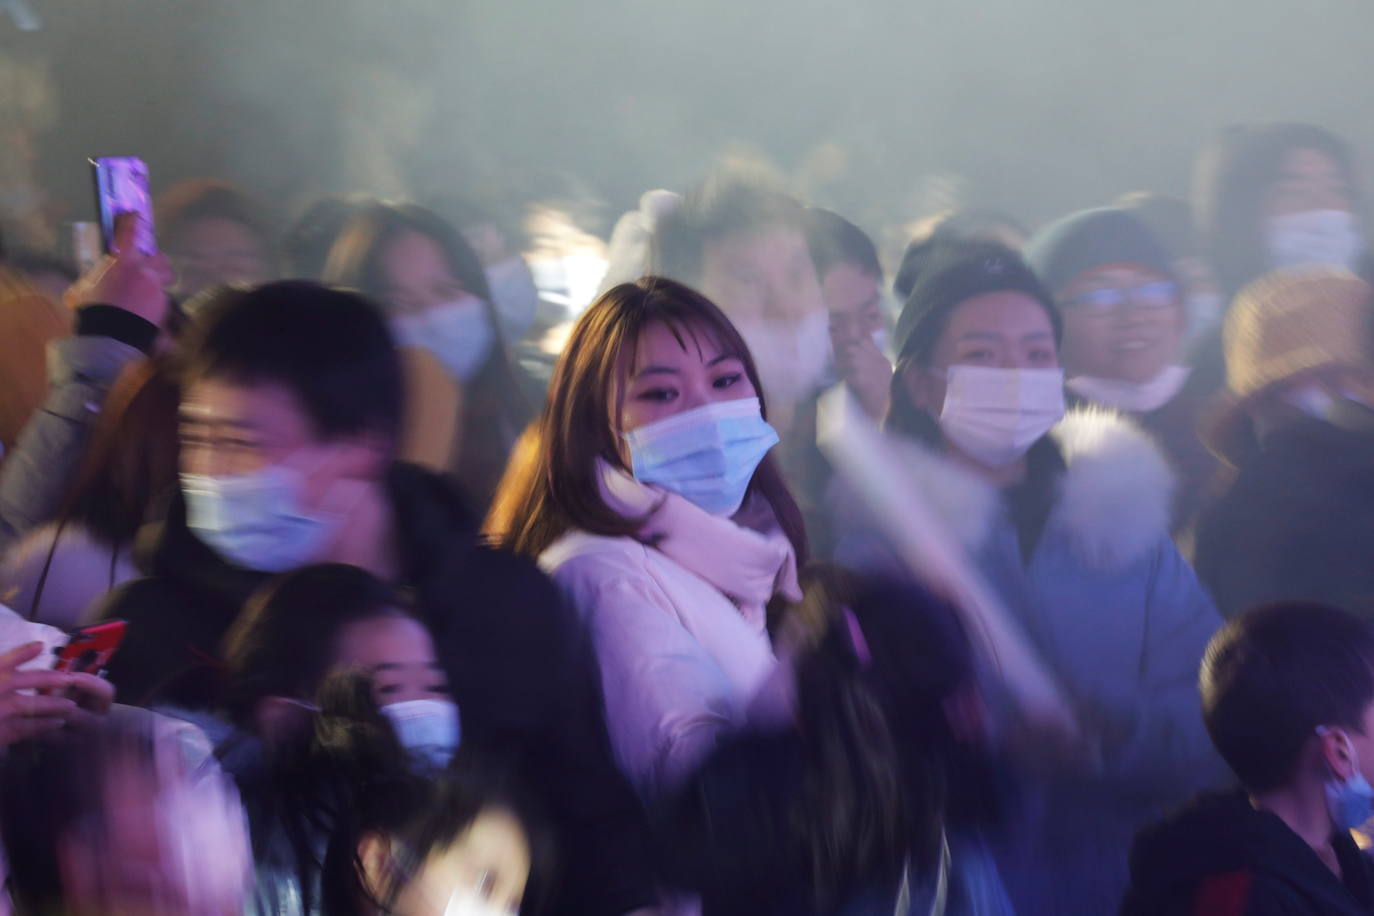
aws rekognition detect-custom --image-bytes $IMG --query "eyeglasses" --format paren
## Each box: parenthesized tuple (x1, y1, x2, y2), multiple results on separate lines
(1061, 280, 1179, 316)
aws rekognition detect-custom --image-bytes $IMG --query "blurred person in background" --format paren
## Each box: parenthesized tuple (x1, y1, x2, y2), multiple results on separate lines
(0, 227, 70, 454)
(1193, 269, 1374, 618)
(1116, 191, 1225, 345)
(651, 172, 833, 543)
(157, 178, 276, 300)
(0, 214, 173, 553)
(0, 714, 251, 916)
(1, 357, 179, 628)
(837, 240, 1221, 915)
(806, 207, 892, 421)
(1024, 207, 1218, 537)
(324, 202, 534, 514)
(91, 281, 656, 916)
(7, 247, 78, 307)
(1189, 122, 1366, 395)
(280, 194, 373, 280)
(429, 193, 542, 348)
(660, 570, 1014, 916)
(488, 278, 806, 805)
(1123, 602, 1374, 915)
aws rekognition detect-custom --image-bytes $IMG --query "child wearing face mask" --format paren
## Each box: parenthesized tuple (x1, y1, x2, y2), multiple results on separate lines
(487, 277, 807, 811)
(1123, 601, 1374, 915)
(220, 564, 466, 913)
(834, 241, 1222, 916)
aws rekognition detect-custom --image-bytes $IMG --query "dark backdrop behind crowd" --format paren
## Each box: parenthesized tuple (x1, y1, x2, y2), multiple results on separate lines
(6, 0, 1371, 241)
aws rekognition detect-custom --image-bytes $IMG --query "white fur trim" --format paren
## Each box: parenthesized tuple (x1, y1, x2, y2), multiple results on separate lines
(899, 408, 1174, 571)
(1047, 407, 1174, 571)
(890, 435, 1001, 552)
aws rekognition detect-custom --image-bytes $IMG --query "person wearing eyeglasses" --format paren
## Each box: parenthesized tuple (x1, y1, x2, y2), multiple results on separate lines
(1025, 207, 1219, 538)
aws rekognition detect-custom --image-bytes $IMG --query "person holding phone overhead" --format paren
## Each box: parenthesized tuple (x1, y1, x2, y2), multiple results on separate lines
(0, 212, 173, 554)
(487, 277, 808, 805)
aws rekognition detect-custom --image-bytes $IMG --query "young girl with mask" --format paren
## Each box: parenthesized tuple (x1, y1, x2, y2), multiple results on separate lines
(324, 202, 533, 514)
(487, 276, 807, 805)
(836, 241, 1221, 916)
(221, 564, 464, 913)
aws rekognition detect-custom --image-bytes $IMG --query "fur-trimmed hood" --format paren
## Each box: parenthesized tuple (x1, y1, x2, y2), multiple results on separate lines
(896, 408, 1175, 572)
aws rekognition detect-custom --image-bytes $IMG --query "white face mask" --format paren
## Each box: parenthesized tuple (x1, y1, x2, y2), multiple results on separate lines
(392, 295, 496, 382)
(733, 309, 833, 406)
(1266, 209, 1365, 272)
(445, 887, 518, 916)
(484, 256, 539, 343)
(1067, 365, 1191, 414)
(381, 697, 462, 772)
(935, 365, 1066, 467)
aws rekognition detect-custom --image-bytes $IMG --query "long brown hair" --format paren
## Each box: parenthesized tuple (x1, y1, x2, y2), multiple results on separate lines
(485, 276, 807, 562)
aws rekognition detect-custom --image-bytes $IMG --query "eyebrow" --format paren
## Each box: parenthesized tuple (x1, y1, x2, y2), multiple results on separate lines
(633, 352, 739, 379)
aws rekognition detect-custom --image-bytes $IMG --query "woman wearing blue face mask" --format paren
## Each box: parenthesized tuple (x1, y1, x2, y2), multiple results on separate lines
(834, 241, 1223, 916)
(324, 203, 534, 514)
(487, 276, 808, 805)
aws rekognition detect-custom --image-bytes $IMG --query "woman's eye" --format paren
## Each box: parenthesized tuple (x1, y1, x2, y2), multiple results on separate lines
(713, 373, 742, 389)
(376, 683, 399, 695)
(961, 349, 995, 362)
(637, 388, 677, 403)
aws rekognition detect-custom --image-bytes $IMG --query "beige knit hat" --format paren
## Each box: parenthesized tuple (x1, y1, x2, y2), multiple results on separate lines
(1206, 267, 1374, 465)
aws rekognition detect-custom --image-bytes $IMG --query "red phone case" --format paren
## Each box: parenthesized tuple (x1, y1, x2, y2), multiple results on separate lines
(55, 620, 127, 676)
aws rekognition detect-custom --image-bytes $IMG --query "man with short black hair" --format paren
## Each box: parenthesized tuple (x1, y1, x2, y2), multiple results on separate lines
(98, 280, 656, 915)
(1122, 601, 1374, 914)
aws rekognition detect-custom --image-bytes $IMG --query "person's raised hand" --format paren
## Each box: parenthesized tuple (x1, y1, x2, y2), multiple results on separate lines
(64, 212, 174, 327)
(0, 641, 82, 747)
(837, 333, 893, 420)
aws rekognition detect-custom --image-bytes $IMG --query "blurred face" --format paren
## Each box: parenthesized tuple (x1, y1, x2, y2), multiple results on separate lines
(1267, 148, 1355, 218)
(697, 225, 824, 325)
(379, 230, 468, 316)
(179, 377, 378, 504)
(903, 291, 1058, 413)
(173, 217, 271, 297)
(619, 321, 757, 431)
(822, 262, 885, 352)
(334, 615, 449, 707)
(1057, 264, 1186, 383)
(372, 809, 530, 916)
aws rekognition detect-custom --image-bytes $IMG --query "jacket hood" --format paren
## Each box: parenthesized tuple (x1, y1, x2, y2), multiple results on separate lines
(135, 462, 478, 607)
(1127, 790, 1371, 913)
(897, 407, 1174, 571)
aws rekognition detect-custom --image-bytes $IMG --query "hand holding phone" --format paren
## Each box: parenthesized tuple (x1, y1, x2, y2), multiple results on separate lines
(64, 211, 173, 327)
(54, 620, 127, 676)
(92, 156, 157, 256)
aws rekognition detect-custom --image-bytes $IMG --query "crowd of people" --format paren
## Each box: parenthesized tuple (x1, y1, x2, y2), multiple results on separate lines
(2, 119, 1374, 915)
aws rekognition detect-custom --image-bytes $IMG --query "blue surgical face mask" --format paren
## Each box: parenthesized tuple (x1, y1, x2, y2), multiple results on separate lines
(181, 462, 343, 572)
(1319, 727, 1374, 830)
(381, 698, 461, 772)
(392, 295, 496, 382)
(623, 397, 779, 517)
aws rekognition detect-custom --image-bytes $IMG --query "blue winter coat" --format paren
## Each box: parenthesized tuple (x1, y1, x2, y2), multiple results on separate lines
(835, 409, 1225, 916)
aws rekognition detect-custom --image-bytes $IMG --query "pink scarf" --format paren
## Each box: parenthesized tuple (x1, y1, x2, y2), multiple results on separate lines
(596, 460, 802, 630)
